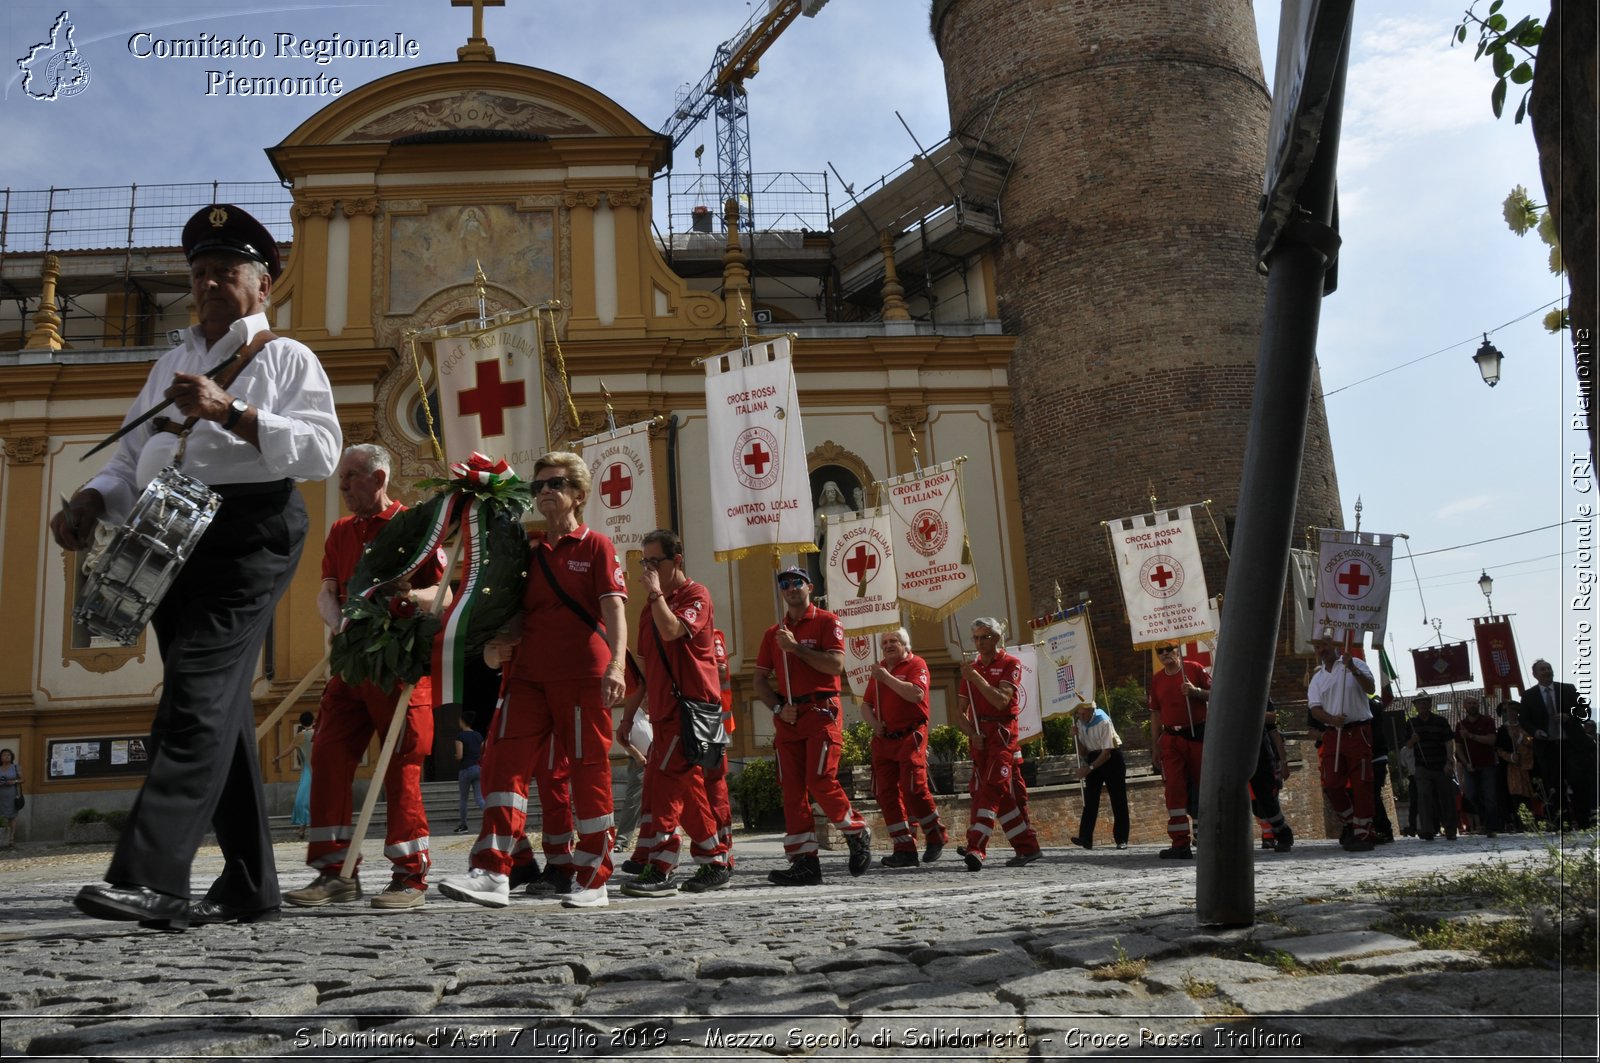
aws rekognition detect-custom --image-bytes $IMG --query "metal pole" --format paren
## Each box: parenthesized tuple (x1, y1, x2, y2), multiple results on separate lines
(1196, 17, 1351, 927)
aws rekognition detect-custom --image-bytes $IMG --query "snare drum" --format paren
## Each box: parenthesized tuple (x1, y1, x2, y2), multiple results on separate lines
(75, 466, 222, 646)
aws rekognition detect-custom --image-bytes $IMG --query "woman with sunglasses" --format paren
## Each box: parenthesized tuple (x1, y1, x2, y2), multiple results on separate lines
(957, 617, 1041, 871)
(440, 451, 628, 910)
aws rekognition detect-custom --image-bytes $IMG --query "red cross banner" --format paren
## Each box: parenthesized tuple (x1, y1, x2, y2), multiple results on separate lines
(433, 313, 547, 479)
(824, 509, 900, 635)
(574, 419, 657, 555)
(1314, 527, 1396, 643)
(1104, 505, 1215, 650)
(1033, 611, 1098, 719)
(883, 459, 980, 621)
(1012, 642, 1043, 743)
(844, 631, 882, 702)
(1472, 616, 1525, 697)
(702, 336, 814, 561)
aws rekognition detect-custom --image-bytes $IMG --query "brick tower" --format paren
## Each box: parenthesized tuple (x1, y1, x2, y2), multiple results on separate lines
(932, 0, 1343, 684)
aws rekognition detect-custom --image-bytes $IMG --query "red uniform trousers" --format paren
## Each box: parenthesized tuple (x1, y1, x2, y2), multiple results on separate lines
(964, 730, 1038, 861)
(305, 675, 433, 886)
(1318, 721, 1375, 841)
(634, 749, 733, 867)
(1158, 730, 1204, 847)
(641, 725, 729, 874)
(774, 706, 866, 858)
(871, 729, 945, 853)
(472, 678, 613, 889)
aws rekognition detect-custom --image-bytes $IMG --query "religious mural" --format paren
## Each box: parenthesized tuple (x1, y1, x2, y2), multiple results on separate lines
(386, 203, 554, 314)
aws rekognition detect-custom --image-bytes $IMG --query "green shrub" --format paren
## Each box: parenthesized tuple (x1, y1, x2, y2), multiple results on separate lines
(927, 724, 969, 763)
(840, 721, 873, 766)
(1097, 678, 1147, 742)
(731, 758, 783, 830)
(1042, 715, 1074, 756)
(69, 808, 104, 825)
(103, 810, 129, 833)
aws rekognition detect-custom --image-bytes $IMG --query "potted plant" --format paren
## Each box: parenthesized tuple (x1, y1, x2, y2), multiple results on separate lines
(839, 721, 874, 799)
(730, 758, 784, 830)
(926, 724, 969, 794)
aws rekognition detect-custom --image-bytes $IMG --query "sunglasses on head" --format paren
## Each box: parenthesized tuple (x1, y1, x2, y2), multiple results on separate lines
(533, 475, 570, 493)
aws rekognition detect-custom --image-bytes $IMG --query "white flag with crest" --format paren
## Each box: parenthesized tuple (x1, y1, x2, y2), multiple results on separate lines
(1012, 642, 1043, 743)
(703, 336, 814, 560)
(1034, 611, 1098, 719)
(844, 631, 882, 701)
(434, 312, 546, 478)
(825, 509, 900, 635)
(883, 460, 979, 620)
(1315, 528, 1396, 642)
(574, 420, 657, 555)
(1105, 504, 1215, 649)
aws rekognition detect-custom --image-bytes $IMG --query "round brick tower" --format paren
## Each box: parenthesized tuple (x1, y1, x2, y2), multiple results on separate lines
(932, 0, 1343, 684)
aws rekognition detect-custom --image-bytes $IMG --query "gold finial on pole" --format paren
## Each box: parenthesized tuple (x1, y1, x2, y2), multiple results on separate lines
(600, 380, 618, 433)
(1148, 480, 1159, 514)
(906, 423, 923, 477)
(1053, 580, 1063, 616)
(472, 259, 489, 327)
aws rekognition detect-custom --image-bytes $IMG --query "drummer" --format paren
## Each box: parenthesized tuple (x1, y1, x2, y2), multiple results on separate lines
(50, 204, 341, 929)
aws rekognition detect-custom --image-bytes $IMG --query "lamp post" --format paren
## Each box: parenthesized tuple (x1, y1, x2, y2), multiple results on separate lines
(1472, 334, 1504, 387)
(1478, 570, 1494, 615)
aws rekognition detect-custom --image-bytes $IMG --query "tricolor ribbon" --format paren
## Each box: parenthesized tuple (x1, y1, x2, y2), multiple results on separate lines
(431, 497, 492, 707)
(352, 492, 461, 608)
(449, 451, 512, 486)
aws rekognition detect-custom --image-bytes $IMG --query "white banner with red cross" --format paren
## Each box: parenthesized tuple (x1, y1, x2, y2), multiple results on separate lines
(882, 459, 980, 621)
(1032, 610, 1098, 720)
(1011, 642, 1043, 743)
(1104, 505, 1215, 650)
(433, 313, 546, 480)
(702, 336, 815, 561)
(824, 508, 901, 636)
(1314, 528, 1395, 643)
(573, 420, 658, 556)
(844, 631, 882, 702)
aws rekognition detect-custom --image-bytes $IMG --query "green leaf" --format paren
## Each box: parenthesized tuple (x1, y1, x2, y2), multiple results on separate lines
(1510, 62, 1534, 84)
(1488, 0, 1504, 14)
(1492, 48, 1514, 77)
(1455, 24, 1469, 43)
(1514, 95, 1528, 124)
(1474, 39, 1490, 59)
(1487, 12, 1508, 31)
(1491, 77, 1508, 117)
(1518, 25, 1542, 47)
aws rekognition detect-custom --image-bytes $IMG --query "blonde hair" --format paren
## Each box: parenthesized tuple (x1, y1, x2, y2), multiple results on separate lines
(533, 451, 591, 498)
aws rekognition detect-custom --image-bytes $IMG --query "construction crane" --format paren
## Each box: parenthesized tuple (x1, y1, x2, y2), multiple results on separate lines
(661, 0, 830, 230)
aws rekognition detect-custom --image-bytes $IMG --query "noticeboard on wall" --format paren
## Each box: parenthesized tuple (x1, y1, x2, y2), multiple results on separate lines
(46, 737, 152, 780)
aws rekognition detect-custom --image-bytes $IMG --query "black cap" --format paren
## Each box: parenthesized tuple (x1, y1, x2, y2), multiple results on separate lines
(776, 566, 812, 585)
(182, 204, 281, 279)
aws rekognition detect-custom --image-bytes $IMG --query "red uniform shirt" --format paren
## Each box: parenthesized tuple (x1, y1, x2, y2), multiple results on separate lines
(639, 579, 720, 724)
(321, 500, 446, 596)
(1456, 713, 1498, 770)
(1148, 661, 1210, 730)
(511, 524, 627, 682)
(712, 627, 736, 732)
(756, 604, 844, 699)
(963, 650, 1022, 741)
(865, 653, 932, 733)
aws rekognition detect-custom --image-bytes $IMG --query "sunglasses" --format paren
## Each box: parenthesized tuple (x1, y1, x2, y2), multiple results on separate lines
(777, 577, 807, 589)
(533, 476, 571, 493)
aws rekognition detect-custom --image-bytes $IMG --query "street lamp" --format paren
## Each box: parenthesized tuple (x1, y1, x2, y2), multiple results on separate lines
(1472, 334, 1504, 387)
(1478, 569, 1494, 614)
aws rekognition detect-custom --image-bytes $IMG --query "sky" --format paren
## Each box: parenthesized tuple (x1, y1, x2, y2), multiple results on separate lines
(1, 1, 1589, 700)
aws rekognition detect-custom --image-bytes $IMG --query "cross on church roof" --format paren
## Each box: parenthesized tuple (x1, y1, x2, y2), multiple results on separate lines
(452, 0, 505, 62)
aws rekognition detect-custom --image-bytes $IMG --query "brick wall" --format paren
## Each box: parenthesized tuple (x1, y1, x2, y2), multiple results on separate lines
(930, 0, 1344, 685)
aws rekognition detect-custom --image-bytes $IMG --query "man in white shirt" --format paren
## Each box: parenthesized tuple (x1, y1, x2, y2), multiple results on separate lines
(1307, 638, 1377, 852)
(51, 204, 341, 929)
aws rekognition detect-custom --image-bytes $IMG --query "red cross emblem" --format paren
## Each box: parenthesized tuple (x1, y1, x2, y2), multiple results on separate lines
(1139, 554, 1183, 599)
(599, 463, 632, 509)
(456, 359, 525, 438)
(1336, 562, 1372, 599)
(917, 515, 939, 542)
(1149, 565, 1174, 589)
(844, 543, 879, 588)
(732, 427, 780, 490)
(742, 442, 771, 476)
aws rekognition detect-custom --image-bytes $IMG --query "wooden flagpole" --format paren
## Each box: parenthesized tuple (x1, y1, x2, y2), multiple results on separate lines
(255, 654, 330, 743)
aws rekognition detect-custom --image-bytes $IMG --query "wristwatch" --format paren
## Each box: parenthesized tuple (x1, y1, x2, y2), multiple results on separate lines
(223, 397, 249, 431)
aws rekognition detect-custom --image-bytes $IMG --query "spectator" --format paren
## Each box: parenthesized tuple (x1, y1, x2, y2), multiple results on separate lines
(1496, 701, 1538, 831)
(0, 748, 22, 848)
(1070, 699, 1130, 850)
(1454, 696, 1500, 836)
(1404, 693, 1457, 841)
(271, 712, 314, 840)
(454, 710, 484, 834)
(1519, 659, 1594, 829)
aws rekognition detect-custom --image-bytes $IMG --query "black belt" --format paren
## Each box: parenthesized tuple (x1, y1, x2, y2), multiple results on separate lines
(1333, 719, 1372, 731)
(786, 692, 839, 706)
(1163, 726, 1202, 739)
(214, 478, 293, 500)
(879, 728, 912, 740)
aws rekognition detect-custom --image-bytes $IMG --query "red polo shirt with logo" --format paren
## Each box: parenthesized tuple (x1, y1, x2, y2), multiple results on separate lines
(640, 579, 720, 724)
(511, 525, 627, 682)
(964, 651, 1022, 741)
(865, 653, 932, 733)
(756, 604, 844, 700)
(1148, 661, 1211, 730)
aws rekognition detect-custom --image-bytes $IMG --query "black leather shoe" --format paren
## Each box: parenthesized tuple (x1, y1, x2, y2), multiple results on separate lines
(75, 883, 188, 925)
(185, 899, 282, 926)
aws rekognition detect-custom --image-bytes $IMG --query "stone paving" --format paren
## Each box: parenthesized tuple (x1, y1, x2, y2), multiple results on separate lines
(0, 831, 1595, 1061)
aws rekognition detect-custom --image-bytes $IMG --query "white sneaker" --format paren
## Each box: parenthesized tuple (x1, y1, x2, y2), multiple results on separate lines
(561, 883, 610, 908)
(437, 868, 509, 909)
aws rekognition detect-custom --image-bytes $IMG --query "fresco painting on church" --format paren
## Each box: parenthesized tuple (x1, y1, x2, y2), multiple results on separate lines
(387, 203, 554, 314)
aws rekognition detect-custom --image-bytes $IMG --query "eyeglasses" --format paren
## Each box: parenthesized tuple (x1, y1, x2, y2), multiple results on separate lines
(973, 633, 1000, 642)
(533, 476, 570, 493)
(777, 577, 807, 589)
(639, 556, 669, 569)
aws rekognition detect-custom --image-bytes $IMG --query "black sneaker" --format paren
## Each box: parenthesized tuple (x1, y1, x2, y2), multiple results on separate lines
(1339, 823, 1354, 850)
(507, 860, 541, 890)
(767, 855, 823, 886)
(845, 828, 872, 877)
(620, 858, 647, 876)
(922, 836, 944, 863)
(963, 851, 983, 872)
(1345, 837, 1375, 853)
(1259, 837, 1275, 850)
(1157, 845, 1194, 860)
(1070, 836, 1092, 850)
(620, 865, 677, 897)
(680, 864, 731, 893)
(1274, 826, 1295, 853)
(525, 866, 574, 896)
(1004, 850, 1042, 868)
(879, 850, 919, 869)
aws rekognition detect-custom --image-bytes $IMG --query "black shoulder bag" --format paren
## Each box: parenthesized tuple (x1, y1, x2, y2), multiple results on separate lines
(647, 600, 728, 770)
(531, 548, 645, 688)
